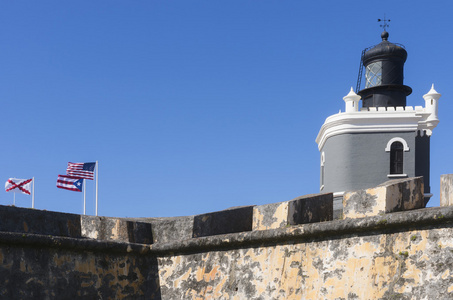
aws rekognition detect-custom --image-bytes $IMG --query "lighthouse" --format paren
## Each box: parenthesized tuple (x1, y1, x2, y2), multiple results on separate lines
(315, 30, 441, 218)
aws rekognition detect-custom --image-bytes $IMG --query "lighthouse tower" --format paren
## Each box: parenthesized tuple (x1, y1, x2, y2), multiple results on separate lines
(315, 31, 441, 218)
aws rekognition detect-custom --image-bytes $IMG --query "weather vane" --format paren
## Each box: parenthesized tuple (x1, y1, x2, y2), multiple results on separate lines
(378, 15, 390, 31)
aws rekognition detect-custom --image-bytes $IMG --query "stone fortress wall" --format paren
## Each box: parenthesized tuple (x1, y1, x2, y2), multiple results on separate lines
(2, 175, 453, 299)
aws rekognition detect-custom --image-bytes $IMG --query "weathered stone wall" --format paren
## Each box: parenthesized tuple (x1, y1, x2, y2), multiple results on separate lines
(0, 206, 161, 299)
(0, 231, 161, 299)
(2, 176, 453, 299)
(155, 207, 453, 299)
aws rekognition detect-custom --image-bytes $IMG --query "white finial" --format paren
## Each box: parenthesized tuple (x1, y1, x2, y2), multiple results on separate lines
(344, 87, 358, 98)
(423, 84, 441, 101)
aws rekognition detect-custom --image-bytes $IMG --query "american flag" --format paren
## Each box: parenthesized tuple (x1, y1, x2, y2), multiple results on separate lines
(56, 175, 83, 192)
(66, 162, 96, 180)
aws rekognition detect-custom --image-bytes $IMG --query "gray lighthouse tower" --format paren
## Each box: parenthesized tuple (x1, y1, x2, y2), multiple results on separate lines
(316, 31, 441, 218)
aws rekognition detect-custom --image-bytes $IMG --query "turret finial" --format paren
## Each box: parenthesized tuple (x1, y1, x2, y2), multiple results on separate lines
(424, 84, 441, 99)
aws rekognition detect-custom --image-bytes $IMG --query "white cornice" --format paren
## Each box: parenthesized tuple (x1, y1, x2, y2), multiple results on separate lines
(316, 108, 436, 150)
(316, 86, 441, 150)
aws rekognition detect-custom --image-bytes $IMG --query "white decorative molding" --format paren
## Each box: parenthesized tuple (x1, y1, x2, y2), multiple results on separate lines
(333, 191, 345, 198)
(387, 174, 408, 178)
(385, 137, 410, 152)
(316, 110, 421, 150)
(316, 88, 441, 150)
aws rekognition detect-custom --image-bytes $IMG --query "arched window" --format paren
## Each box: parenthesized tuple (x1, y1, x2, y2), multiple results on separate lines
(385, 137, 409, 177)
(390, 142, 404, 174)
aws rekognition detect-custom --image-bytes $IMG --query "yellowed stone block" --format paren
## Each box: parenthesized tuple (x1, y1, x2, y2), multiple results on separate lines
(343, 177, 424, 219)
(252, 201, 289, 230)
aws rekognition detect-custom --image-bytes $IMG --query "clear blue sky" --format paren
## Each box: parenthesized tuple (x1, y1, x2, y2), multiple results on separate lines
(1, 1, 452, 218)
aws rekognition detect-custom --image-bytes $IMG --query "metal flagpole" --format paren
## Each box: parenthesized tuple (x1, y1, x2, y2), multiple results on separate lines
(32, 177, 35, 208)
(83, 179, 86, 215)
(13, 192, 15, 206)
(95, 161, 98, 216)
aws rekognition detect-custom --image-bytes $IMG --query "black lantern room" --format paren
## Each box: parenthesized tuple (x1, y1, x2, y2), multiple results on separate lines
(358, 31, 412, 108)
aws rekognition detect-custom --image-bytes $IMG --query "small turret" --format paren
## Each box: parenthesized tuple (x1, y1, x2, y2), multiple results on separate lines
(423, 84, 441, 128)
(358, 31, 412, 108)
(343, 87, 361, 112)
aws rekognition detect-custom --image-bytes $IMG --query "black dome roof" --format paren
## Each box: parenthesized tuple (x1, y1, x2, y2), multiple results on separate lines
(362, 31, 407, 65)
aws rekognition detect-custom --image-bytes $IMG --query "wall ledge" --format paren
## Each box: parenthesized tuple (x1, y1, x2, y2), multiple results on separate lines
(149, 205, 453, 255)
(1, 205, 453, 257)
(0, 231, 151, 255)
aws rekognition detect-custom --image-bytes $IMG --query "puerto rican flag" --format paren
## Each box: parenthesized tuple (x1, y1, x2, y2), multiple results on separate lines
(5, 178, 33, 195)
(56, 175, 83, 192)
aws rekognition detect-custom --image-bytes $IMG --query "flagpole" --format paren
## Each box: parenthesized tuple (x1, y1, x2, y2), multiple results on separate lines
(13, 193, 15, 206)
(32, 177, 35, 209)
(95, 161, 98, 216)
(83, 179, 86, 215)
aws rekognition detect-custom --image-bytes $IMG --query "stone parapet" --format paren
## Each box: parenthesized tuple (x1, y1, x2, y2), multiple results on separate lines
(253, 201, 289, 231)
(252, 193, 333, 231)
(0, 205, 81, 238)
(81, 216, 153, 244)
(441, 174, 453, 206)
(288, 193, 333, 225)
(192, 206, 254, 238)
(0, 205, 153, 244)
(149, 205, 453, 255)
(1, 205, 451, 255)
(145, 216, 194, 244)
(343, 177, 424, 219)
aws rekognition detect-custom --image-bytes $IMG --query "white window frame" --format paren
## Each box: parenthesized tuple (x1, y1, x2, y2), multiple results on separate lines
(385, 137, 410, 152)
(385, 137, 409, 178)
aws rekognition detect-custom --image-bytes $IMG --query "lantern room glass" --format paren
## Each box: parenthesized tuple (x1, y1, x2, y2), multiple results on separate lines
(365, 62, 382, 88)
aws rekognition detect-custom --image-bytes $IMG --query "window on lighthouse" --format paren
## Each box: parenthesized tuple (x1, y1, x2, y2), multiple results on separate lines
(365, 62, 382, 88)
(390, 142, 404, 174)
(320, 152, 325, 190)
